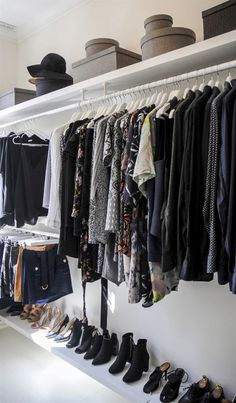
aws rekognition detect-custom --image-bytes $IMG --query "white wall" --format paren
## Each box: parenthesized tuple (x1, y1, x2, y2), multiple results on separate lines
(0, 37, 17, 92)
(62, 260, 236, 398)
(16, 0, 221, 90)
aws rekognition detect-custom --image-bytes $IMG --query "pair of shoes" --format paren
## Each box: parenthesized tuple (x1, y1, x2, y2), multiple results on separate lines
(76, 326, 119, 365)
(20, 304, 32, 320)
(43, 307, 62, 331)
(6, 302, 23, 315)
(201, 385, 224, 403)
(46, 314, 69, 339)
(143, 362, 171, 393)
(179, 379, 224, 403)
(74, 324, 97, 354)
(109, 332, 149, 383)
(178, 376, 211, 403)
(21, 304, 46, 323)
(54, 317, 77, 342)
(31, 306, 52, 329)
(91, 331, 119, 365)
(159, 368, 188, 402)
(66, 318, 86, 349)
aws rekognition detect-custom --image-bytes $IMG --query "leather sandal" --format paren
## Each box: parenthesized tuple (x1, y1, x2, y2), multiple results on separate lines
(20, 304, 32, 320)
(160, 368, 187, 403)
(143, 362, 171, 394)
(28, 304, 46, 323)
(31, 306, 52, 329)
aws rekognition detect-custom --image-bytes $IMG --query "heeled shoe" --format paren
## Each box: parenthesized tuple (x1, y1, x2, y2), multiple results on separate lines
(66, 318, 83, 349)
(20, 304, 32, 320)
(123, 339, 149, 383)
(178, 376, 210, 403)
(28, 304, 46, 323)
(160, 368, 186, 403)
(44, 307, 62, 331)
(46, 312, 64, 335)
(54, 318, 76, 342)
(31, 306, 52, 329)
(143, 362, 171, 394)
(46, 314, 69, 339)
(92, 332, 119, 366)
(84, 334, 103, 360)
(109, 332, 133, 374)
(74, 325, 96, 354)
(202, 385, 224, 403)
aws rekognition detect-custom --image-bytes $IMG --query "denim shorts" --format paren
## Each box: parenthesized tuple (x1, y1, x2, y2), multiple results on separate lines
(22, 245, 73, 304)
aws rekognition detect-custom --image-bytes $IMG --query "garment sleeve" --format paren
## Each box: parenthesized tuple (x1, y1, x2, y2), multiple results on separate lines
(133, 114, 155, 196)
(42, 140, 52, 209)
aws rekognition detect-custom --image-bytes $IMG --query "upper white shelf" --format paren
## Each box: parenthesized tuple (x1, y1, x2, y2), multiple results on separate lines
(0, 30, 236, 126)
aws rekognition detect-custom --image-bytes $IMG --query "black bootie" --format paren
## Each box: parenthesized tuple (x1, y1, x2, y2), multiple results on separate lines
(84, 334, 103, 360)
(109, 332, 133, 374)
(74, 325, 96, 354)
(123, 339, 149, 383)
(92, 333, 119, 365)
(66, 318, 83, 349)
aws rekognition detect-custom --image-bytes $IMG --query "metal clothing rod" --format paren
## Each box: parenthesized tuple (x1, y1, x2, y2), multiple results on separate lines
(2, 225, 60, 239)
(79, 59, 236, 107)
(1, 59, 236, 129)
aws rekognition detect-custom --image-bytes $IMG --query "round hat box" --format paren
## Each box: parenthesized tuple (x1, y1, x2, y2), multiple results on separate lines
(144, 14, 173, 33)
(141, 27, 196, 60)
(85, 38, 119, 57)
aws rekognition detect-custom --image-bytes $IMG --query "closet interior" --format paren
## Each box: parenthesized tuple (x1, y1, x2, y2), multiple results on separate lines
(0, 26, 236, 403)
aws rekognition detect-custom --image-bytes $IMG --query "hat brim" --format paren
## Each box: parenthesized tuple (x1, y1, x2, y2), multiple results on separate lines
(27, 65, 73, 81)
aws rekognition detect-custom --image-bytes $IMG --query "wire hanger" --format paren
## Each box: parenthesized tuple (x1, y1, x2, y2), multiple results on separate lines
(215, 67, 223, 91)
(226, 70, 232, 84)
(183, 74, 190, 99)
(156, 79, 174, 118)
(156, 80, 168, 110)
(207, 74, 214, 88)
(192, 71, 198, 92)
(199, 70, 206, 92)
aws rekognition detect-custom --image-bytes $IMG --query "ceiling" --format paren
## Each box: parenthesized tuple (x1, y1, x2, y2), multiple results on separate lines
(0, 0, 84, 40)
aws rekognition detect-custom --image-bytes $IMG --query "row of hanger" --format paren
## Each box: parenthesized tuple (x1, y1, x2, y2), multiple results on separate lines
(69, 71, 233, 122)
(0, 69, 234, 142)
(0, 118, 49, 146)
(0, 228, 59, 247)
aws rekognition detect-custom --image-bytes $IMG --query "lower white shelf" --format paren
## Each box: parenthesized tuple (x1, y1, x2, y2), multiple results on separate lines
(0, 310, 186, 403)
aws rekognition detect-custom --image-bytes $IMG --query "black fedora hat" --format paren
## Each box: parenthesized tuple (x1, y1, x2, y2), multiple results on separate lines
(27, 53, 73, 82)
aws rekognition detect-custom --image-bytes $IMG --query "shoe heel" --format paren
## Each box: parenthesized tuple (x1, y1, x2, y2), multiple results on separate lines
(164, 369, 168, 380)
(128, 337, 134, 363)
(113, 344, 119, 356)
(111, 333, 119, 356)
(143, 354, 149, 372)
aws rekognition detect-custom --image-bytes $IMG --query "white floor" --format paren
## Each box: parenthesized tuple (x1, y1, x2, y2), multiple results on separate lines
(0, 326, 130, 403)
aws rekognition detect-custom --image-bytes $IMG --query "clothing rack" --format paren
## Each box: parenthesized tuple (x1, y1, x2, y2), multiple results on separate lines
(0, 59, 236, 130)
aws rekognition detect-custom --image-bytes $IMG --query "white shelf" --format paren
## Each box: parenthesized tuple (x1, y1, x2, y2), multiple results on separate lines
(0, 310, 187, 403)
(0, 31, 236, 126)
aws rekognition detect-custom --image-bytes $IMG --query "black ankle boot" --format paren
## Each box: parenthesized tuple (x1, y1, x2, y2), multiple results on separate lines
(109, 332, 133, 374)
(66, 318, 83, 349)
(74, 325, 96, 354)
(84, 334, 103, 360)
(92, 333, 119, 365)
(123, 339, 149, 383)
